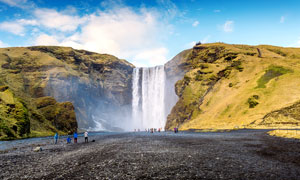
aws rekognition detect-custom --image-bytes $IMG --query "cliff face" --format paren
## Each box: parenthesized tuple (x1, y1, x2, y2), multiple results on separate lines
(0, 46, 133, 139)
(165, 43, 300, 130)
(164, 49, 191, 118)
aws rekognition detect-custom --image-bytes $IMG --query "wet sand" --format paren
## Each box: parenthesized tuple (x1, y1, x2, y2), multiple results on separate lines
(1, 130, 300, 179)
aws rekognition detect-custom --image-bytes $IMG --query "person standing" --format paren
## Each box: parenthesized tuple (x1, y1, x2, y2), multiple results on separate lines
(54, 133, 59, 144)
(67, 135, 71, 144)
(84, 131, 88, 143)
(74, 132, 78, 143)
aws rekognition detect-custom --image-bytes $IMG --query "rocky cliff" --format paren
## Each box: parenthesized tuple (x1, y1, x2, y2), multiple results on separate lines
(165, 43, 300, 130)
(0, 46, 134, 139)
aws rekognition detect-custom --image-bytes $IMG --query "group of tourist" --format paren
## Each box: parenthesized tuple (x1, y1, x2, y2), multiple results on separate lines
(53, 127, 180, 144)
(53, 131, 89, 144)
(174, 127, 179, 133)
(147, 128, 162, 133)
(134, 128, 163, 133)
(133, 127, 179, 133)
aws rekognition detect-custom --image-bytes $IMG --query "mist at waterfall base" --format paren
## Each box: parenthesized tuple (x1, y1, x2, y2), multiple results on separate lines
(89, 65, 179, 131)
(131, 66, 178, 131)
(45, 75, 133, 132)
(88, 65, 179, 132)
(46, 65, 179, 132)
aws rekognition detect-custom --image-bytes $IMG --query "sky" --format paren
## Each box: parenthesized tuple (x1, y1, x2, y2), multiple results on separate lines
(0, 0, 300, 67)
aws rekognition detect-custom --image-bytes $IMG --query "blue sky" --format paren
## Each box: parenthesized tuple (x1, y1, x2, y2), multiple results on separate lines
(0, 0, 299, 66)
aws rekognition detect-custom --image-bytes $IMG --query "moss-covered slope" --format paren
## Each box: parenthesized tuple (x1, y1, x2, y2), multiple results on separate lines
(166, 43, 300, 130)
(0, 46, 133, 139)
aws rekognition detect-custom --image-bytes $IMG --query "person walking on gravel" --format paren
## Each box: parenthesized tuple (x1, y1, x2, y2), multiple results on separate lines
(174, 128, 179, 133)
(54, 133, 59, 144)
(74, 132, 78, 143)
(84, 131, 88, 143)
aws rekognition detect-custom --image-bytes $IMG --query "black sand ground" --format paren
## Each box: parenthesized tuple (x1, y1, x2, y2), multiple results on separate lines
(1, 130, 300, 180)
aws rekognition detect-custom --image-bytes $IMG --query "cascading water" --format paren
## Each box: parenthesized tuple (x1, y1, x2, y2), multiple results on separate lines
(132, 66, 166, 130)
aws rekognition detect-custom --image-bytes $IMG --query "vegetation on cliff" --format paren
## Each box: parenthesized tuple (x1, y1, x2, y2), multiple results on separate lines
(0, 46, 133, 139)
(166, 43, 300, 130)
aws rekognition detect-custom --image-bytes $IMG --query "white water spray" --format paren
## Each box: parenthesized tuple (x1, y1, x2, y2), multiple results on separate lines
(132, 66, 166, 130)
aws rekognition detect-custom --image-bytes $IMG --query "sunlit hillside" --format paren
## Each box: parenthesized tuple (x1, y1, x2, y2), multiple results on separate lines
(166, 43, 300, 130)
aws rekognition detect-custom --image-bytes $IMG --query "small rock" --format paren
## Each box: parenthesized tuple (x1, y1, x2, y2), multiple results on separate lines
(33, 147, 42, 152)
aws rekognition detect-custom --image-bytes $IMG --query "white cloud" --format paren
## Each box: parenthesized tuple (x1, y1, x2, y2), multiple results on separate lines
(222, 20, 234, 32)
(34, 34, 59, 45)
(133, 47, 168, 67)
(17, 19, 37, 25)
(0, 8, 86, 35)
(192, 21, 199, 27)
(0, 0, 34, 8)
(76, 8, 168, 66)
(30, 7, 170, 67)
(280, 16, 285, 23)
(214, 9, 221, 13)
(0, 3, 172, 66)
(0, 19, 37, 36)
(0, 40, 8, 47)
(0, 21, 25, 35)
(34, 9, 87, 32)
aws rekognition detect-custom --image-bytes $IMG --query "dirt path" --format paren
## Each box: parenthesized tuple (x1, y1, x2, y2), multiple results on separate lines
(1, 130, 300, 179)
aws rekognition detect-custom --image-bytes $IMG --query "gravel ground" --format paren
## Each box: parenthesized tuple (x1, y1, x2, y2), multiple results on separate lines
(1, 130, 300, 180)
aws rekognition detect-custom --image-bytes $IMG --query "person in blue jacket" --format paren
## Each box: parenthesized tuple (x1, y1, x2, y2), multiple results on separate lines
(67, 135, 71, 144)
(54, 133, 59, 144)
(74, 132, 78, 143)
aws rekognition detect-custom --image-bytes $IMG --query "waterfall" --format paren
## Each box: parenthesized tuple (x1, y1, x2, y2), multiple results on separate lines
(132, 66, 166, 130)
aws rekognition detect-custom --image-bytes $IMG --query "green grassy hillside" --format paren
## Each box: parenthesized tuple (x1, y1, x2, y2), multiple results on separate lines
(166, 43, 300, 130)
(0, 46, 133, 140)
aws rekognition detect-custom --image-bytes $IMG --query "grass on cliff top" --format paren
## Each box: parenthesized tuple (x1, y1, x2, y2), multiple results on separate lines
(26, 46, 134, 67)
(0, 46, 134, 69)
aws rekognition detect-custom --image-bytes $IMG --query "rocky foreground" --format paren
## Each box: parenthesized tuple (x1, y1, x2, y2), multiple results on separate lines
(1, 130, 300, 179)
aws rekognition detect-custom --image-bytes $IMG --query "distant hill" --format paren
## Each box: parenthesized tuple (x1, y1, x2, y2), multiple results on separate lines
(165, 43, 300, 130)
(0, 46, 133, 140)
